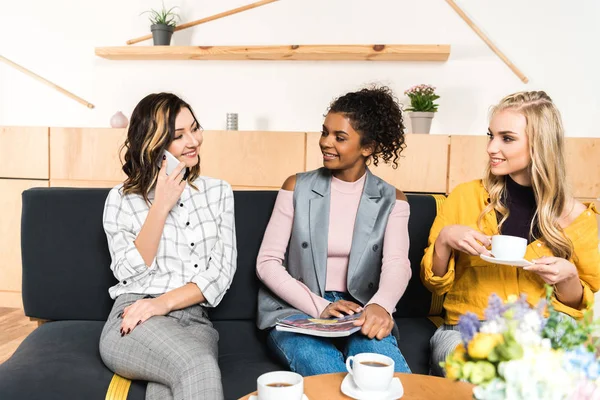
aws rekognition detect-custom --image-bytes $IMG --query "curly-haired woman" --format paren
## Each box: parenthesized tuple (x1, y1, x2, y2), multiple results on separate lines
(256, 86, 412, 376)
(99, 93, 236, 400)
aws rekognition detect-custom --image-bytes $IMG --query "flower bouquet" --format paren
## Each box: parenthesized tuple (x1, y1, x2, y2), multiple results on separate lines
(443, 287, 600, 399)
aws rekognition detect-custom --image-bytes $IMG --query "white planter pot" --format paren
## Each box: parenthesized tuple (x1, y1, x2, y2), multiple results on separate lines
(409, 112, 434, 134)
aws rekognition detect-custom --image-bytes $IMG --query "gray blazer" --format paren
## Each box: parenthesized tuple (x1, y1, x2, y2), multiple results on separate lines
(257, 167, 398, 329)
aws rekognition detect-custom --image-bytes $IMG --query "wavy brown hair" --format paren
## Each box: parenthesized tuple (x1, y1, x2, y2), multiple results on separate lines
(121, 93, 201, 203)
(477, 91, 573, 259)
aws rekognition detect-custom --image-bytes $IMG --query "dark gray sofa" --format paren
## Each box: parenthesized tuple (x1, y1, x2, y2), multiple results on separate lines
(0, 188, 444, 400)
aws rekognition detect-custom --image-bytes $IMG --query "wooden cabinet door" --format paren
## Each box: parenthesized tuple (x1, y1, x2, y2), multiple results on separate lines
(0, 179, 49, 308)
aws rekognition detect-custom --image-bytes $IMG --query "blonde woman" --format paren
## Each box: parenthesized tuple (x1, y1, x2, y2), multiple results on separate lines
(99, 93, 236, 399)
(421, 91, 600, 376)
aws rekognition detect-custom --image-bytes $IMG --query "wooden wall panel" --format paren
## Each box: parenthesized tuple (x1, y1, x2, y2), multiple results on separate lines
(305, 132, 448, 193)
(447, 135, 489, 193)
(0, 127, 49, 179)
(50, 128, 126, 182)
(200, 131, 306, 188)
(449, 136, 600, 197)
(50, 179, 121, 188)
(565, 139, 600, 199)
(0, 292, 23, 309)
(0, 179, 49, 308)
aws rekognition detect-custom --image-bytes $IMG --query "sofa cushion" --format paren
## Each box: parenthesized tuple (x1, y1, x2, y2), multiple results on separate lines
(0, 320, 282, 400)
(394, 194, 441, 318)
(22, 188, 441, 323)
(21, 188, 115, 321)
(209, 191, 278, 322)
(214, 320, 283, 399)
(0, 320, 146, 400)
(395, 317, 438, 375)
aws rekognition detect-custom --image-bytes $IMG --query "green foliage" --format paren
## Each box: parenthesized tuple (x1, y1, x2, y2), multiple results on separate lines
(542, 285, 600, 352)
(404, 84, 440, 112)
(142, 2, 180, 27)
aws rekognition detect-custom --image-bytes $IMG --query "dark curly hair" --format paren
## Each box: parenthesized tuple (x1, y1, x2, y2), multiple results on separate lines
(327, 86, 406, 168)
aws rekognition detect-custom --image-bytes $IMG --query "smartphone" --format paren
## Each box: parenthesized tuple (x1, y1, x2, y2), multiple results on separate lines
(157, 150, 183, 177)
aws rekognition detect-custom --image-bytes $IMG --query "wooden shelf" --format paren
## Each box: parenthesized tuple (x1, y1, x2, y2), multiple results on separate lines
(94, 44, 450, 61)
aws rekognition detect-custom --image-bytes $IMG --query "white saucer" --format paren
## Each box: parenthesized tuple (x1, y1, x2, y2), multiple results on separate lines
(340, 374, 404, 400)
(248, 395, 308, 400)
(480, 254, 532, 267)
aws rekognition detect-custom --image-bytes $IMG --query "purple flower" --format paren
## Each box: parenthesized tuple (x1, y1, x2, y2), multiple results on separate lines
(485, 293, 507, 321)
(458, 312, 480, 344)
(511, 294, 531, 321)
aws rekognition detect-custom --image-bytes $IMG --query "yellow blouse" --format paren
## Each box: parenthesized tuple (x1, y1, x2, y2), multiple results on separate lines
(420, 180, 600, 325)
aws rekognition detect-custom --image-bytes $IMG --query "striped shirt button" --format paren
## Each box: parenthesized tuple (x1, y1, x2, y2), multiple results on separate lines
(194, 264, 198, 268)
(186, 222, 190, 226)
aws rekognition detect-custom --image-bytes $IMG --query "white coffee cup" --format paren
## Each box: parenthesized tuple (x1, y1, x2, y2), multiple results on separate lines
(345, 352, 394, 392)
(257, 371, 303, 400)
(491, 235, 527, 260)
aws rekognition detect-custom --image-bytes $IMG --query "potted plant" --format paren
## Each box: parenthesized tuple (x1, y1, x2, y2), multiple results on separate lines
(142, 2, 180, 46)
(404, 84, 440, 134)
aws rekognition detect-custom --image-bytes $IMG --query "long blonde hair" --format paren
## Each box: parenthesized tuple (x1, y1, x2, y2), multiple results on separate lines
(477, 91, 573, 259)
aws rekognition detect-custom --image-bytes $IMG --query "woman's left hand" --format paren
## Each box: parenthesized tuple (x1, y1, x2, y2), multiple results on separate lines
(523, 256, 578, 285)
(120, 298, 171, 336)
(353, 304, 394, 340)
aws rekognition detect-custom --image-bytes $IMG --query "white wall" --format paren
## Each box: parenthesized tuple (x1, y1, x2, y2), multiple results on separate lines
(1, 0, 599, 136)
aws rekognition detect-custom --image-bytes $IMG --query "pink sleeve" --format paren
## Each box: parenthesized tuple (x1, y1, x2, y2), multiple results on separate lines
(367, 200, 412, 315)
(256, 190, 331, 318)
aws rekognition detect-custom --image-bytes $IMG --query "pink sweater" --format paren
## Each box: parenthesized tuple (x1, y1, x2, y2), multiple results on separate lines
(256, 174, 412, 318)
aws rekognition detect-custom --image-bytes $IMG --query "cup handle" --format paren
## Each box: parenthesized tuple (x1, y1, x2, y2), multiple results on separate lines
(345, 356, 354, 377)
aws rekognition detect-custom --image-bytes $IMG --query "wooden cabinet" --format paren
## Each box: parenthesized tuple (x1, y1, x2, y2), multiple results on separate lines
(50, 128, 126, 186)
(0, 180, 49, 308)
(0, 127, 48, 179)
(200, 131, 306, 189)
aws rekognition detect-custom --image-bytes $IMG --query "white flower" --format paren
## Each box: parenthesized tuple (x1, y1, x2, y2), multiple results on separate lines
(480, 319, 506, 334)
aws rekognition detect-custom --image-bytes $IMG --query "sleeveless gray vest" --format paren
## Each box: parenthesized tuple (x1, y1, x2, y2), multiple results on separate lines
(256, 167, 397, 329)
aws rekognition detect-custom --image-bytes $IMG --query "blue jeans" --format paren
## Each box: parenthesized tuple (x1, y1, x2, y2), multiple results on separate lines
(267, 291, 411, 376)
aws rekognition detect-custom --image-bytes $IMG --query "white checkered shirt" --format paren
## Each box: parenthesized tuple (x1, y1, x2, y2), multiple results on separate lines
(102, 176, 237, 307)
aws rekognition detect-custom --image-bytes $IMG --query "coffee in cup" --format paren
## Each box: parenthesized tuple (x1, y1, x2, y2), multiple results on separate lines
(346, 352, 394, 392)
(491, 235, 527, 260)
(257, 371, 303, 400)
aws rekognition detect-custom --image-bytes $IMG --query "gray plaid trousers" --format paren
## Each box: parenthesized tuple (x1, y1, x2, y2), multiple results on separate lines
(99, 293, 223, 400)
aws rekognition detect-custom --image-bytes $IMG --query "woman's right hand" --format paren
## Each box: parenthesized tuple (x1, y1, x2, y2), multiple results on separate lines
(153, 158, 187, 214)
(320, 300, 363, 319)
(439, 224, 492, 256)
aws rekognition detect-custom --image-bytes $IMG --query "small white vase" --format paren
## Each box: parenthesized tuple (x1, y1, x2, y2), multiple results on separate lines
(409, 112, 434, 134)
(110, 111, 129, 128)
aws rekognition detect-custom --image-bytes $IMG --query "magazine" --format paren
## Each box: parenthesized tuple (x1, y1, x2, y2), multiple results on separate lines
(275, 313, 362, 338)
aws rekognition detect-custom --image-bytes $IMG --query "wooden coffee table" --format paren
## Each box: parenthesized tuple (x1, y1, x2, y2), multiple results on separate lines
(239, 372, 473, 399)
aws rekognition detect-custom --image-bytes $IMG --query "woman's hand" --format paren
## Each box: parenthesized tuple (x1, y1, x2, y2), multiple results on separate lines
(439, 225, 492, 256)
(120, 297, 170, 336)
(523, 256, 578, 285)
(152, 158, 187, 214)
(353, 304, 394, 340)
(320, 300, 363, 319)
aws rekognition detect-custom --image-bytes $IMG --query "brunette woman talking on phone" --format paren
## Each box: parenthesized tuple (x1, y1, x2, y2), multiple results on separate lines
(99, 93, 236, 400)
